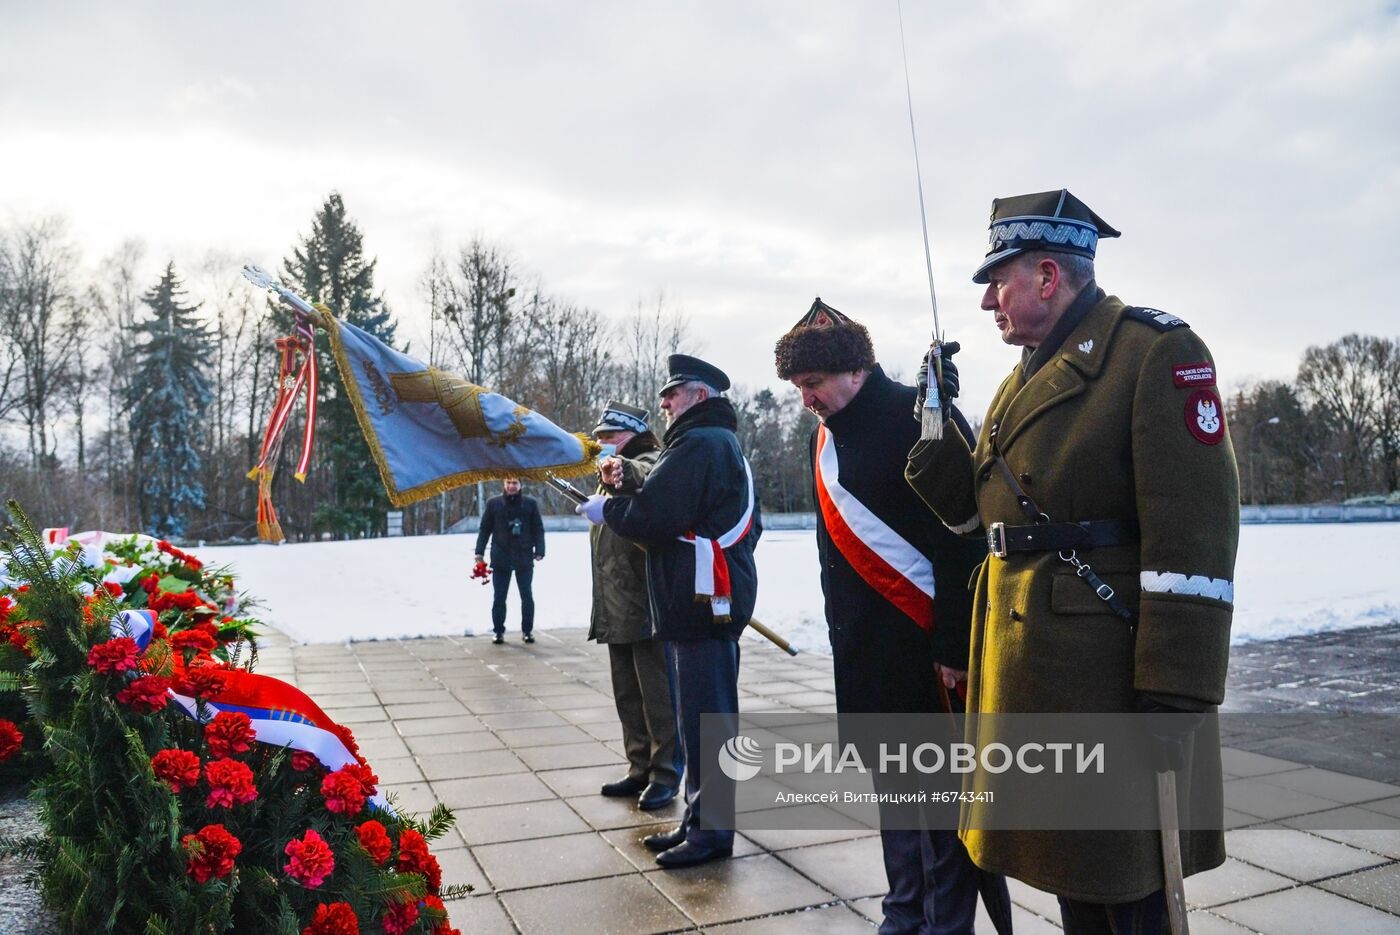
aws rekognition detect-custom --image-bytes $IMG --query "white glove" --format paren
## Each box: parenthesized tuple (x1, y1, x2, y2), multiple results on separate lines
(576, 494, 607, 525)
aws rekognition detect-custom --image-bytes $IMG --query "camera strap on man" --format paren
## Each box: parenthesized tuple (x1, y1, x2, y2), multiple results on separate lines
(986, 422, 1137, 625)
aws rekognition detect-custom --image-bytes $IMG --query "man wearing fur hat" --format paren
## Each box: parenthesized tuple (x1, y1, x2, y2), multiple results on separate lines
(586, 400, 682, 812)
(776, 299, 1010, 935)
(575, 355, 760, 869)
(905, 190, 1239, 932)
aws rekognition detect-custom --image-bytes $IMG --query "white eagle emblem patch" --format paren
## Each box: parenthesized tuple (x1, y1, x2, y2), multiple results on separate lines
(1196, 398, 1220, 434)
(1185, 389, 1225, 445)
(1078, 339, 1094, 354)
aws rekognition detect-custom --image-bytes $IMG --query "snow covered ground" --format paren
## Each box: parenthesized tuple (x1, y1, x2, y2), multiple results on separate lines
(197, 523, 1400, 653)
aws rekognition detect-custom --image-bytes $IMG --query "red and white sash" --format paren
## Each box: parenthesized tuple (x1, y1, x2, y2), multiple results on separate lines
(682, 457, 756, 621)
(814, 425, 935, 631)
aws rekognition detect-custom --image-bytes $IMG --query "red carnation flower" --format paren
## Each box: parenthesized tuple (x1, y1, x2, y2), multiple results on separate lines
(355, 819, 392, 865)
(175, 664, 228, 699)
(397, 829, 442, 892)
(205, 757, 258, 808)
(205, 711, 256, 758)
(381, 899, 419, 935)
(284, 828, 335, 888)
(140, 573, 161, 594)
(345, 761, 378, 795)
(171, 628, 217, 655)
(301, 901, 359, 935)
(0, 719, 23, 762)
(116, 674, 171, 714)
(151, 748, 201, 792)
(87, 636, 142, 675)
(0, 595, 13, 623)
(102, 581, 124, 598)
(419, 895, 459, 935)
(292, 750, 321, 772)
(6, 624, 33, 657)
(183, 823, 242, 884)
(332, 723, 361, 761)
(321, 767, 367, 816)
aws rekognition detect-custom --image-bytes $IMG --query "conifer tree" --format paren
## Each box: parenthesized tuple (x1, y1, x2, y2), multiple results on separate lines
(278, 193, 397, 538)
(126, 263, 213, 539)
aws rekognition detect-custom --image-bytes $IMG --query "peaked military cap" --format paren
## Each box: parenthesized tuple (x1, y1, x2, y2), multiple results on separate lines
(659, 354, 730, 395)
(591, 400, 650, 435)
(773, 297, 876, 380)
(972, 188, 1121, 284)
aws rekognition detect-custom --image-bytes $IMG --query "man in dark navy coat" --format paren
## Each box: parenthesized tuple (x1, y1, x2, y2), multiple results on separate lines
(776, 299, 1010, 935)
(576, 354, 760, 869)
(474, 477, 546, 644)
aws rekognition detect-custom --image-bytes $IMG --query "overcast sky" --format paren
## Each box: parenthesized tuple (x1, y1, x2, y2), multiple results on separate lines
(3, 1, 1398, 416)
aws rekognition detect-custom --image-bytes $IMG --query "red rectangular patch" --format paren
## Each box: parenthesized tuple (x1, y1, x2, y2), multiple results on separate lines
(1173, 362, 1215, 388)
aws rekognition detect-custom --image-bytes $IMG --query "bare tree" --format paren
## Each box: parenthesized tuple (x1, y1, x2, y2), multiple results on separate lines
(0, 217, 81, 468)
(1297, 334, 1387, 496)
(437, 238, 518, 386)
(611, 292, 694, 404)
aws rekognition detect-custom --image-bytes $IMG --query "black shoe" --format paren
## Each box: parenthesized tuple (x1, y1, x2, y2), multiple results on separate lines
(600, 776, 647, 798)
(642, 825, 687, 852)
(655, 840, 732, 868)
(492, 634, 504, 645)
(523, 634, 535, 644)
(637, 782, 677, 811)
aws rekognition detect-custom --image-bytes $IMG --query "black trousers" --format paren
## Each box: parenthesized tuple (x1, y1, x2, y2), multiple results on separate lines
(670, 637, 739, 849)
(490, 560, 534, 634)
(1058, 890, 1168, 935)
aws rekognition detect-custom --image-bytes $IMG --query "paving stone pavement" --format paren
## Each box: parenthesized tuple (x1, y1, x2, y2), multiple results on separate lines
(249, 626, 1400, 935)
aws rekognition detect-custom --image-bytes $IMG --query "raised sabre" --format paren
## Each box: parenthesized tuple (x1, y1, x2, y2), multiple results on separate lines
(896, 0, 947, 441)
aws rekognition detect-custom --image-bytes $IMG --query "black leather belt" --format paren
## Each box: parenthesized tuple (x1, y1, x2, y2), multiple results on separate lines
(986, 519, 1139, 559)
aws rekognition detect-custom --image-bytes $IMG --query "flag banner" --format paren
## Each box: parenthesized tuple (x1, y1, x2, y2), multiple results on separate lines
(319, 312, 602, 506)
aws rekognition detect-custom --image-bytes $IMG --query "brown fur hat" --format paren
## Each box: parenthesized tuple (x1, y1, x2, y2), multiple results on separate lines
(774, 297, 876, 379)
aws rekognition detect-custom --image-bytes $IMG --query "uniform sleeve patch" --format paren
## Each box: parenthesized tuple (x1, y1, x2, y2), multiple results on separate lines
(1185, 389, 1225, 445)
(1173, 362, 1216, 388)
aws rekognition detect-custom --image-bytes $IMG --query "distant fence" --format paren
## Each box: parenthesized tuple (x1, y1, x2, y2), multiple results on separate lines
(1240, 503, 1400, 524)
(447, 512, 820, 534)
(443, 506, 1397, 535)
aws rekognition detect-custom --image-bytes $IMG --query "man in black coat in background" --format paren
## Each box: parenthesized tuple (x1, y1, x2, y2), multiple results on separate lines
(474, 477, 546, 645)
(575, 354, 760, 869)
(776, 299, 1010, 935)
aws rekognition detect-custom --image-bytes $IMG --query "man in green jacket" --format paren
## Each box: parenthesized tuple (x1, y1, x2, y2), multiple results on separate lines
(587, 400, 681, 811)
(905, 189, 1240, 933)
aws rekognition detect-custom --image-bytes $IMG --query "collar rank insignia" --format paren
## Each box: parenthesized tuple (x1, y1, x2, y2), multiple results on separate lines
(1078, 339, 1094, 354)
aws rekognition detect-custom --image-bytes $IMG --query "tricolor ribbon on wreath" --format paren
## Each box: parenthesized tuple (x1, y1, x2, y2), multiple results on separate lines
(109, 608, 388, 810)
(239, 264, 601, 543)
(813, 424, 936, 632)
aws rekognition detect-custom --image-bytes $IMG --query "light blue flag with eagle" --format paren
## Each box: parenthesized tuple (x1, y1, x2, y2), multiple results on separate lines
(321, 314, 602, 506)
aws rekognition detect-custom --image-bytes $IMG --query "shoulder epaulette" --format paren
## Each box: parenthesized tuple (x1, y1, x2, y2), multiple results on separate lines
(1123, 307, 1190, 331)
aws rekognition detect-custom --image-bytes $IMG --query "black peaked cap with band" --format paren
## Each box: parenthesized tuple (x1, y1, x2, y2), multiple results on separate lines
(659, 354, 730, 395)
(773, 297, 876, 380)
(592, 400, 650, 436)
(972, 188, 1121, 284)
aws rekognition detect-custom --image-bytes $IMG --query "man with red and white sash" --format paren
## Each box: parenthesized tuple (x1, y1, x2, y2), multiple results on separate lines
(576, 354, 760, 870)
(777, 299, 1009, 935)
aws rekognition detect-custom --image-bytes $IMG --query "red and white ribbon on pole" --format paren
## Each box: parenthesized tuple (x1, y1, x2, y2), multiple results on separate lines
(813, 425, 935, 631)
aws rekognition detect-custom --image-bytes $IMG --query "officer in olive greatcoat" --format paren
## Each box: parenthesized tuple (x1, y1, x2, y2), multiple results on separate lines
(587, 400, 682, 811)
(905, 190, 1240, 933)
